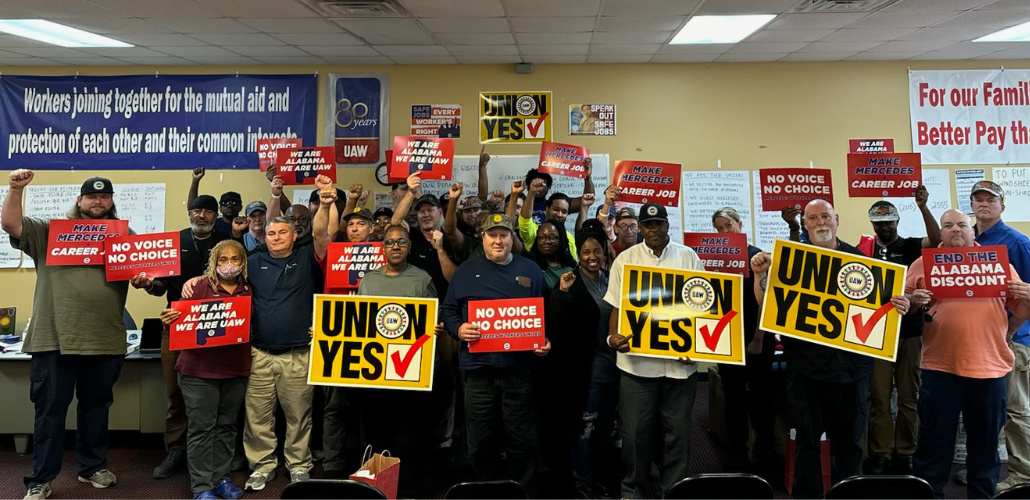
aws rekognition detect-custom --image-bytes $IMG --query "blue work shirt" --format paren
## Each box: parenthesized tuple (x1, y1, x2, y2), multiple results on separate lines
(977, 220, 1030, 347)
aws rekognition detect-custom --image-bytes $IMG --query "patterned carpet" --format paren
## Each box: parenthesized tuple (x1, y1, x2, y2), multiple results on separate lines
(0, 381, 983, 499)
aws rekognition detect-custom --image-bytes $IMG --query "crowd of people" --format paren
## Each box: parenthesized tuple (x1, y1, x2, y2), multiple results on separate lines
(4, 155, 1030, 500)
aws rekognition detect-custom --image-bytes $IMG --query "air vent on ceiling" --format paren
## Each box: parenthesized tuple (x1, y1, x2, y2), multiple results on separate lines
(298, 0, 409, 17)
(792, 0, 900, 13)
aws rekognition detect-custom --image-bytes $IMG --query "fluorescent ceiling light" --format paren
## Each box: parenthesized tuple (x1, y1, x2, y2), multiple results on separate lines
(670, 15, 776, 44)
(975, 20, 1030, 42)
(0, 19, 132, 47)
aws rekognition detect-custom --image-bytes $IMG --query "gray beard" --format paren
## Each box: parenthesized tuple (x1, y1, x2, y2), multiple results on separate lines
(191, 221, 215, 235)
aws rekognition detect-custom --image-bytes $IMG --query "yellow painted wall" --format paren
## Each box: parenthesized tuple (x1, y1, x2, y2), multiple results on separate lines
(1, 59, 1028, 329)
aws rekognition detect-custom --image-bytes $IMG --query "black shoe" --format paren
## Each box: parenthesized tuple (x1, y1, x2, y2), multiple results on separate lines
(153, 446, 186, 479)
(891, 455, 914, 474)
(230, 453, 248, 472)
(322, 469, 346, 480)
(865, 455, 888, 475)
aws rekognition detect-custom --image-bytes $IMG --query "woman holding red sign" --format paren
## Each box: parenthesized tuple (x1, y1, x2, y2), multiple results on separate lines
(160, 240, 251, 500)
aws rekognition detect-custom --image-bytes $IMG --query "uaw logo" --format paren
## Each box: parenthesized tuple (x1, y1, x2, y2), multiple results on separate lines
(682, 277, 715, 312)
(516, 95, 537, 116)
(837, 262, 875, 300)
(646, 205, 659, 216)
(93, 181, 105, 190)
(375, 303, 410, 339)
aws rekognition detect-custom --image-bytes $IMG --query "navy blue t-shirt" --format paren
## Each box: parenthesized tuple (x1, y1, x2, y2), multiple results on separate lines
(247, 247, 324, 350)
(440, 254, 547, 372)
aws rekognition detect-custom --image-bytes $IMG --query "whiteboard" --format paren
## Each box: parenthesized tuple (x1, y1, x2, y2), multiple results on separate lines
(681, 170, 752, 243)
(21, 183, 166, 267)
(0, 186, 21, 268)
(993, 167, 1030, 222)
(884, 169, 950, 238)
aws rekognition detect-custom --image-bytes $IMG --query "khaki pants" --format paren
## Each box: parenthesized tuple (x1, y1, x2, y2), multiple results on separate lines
(1005, 341, 1030, 481)
(868, 336, 922, 458)
(243, 347, 314, 474)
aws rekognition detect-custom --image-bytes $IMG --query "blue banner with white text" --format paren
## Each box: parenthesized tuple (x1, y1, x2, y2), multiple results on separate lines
(0, 74, 317, 170)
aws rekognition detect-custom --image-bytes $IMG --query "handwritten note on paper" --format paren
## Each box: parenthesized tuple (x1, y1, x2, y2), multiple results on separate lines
(682, 170, 752, 238)
(884, 169, 950, 238)
(752, 170, 790, 252)
(0, 186, 21, 268)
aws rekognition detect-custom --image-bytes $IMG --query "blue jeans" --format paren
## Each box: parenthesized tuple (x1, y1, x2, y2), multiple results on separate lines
(571, 354, 620, 482)
(913, 369, 1006, 499)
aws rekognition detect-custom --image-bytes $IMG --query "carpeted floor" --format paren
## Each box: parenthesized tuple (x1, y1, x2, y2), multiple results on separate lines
(0, 381, 985, 499)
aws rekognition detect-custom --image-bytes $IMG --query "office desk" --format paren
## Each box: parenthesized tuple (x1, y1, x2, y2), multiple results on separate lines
(0, 332, 167, 453)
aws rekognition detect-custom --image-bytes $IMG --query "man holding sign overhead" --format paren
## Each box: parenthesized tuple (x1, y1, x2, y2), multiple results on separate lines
(603, 202, 707, 499)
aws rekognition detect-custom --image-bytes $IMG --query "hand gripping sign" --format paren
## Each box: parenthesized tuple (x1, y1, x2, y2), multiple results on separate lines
(468, 297, 546, 353)
(537, 141, 589, 179)
(276, 146, 337, 185)
(309, 294, 438, 391)
(169, 296, 251, 350)
(847, 153, 922, 198)
(46, 219, 129, 266)
(104, 232, 180, 281)
(759, 239, 907, 362)
(618, 265, 745, 365)
(758, 168, 834, 210)
(922, 245, 1010, 298)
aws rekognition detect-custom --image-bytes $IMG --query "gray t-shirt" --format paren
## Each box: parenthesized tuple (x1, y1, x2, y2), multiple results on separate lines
(357, 263, 437, 299)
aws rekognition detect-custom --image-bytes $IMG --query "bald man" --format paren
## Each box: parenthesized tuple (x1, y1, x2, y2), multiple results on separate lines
(752, 199, 910, 498)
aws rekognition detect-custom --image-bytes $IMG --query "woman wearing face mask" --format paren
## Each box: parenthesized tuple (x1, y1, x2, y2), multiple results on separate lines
(531, 219, 577, 290)
(540, 226, 616, 498)
(161, 240, 251, 500)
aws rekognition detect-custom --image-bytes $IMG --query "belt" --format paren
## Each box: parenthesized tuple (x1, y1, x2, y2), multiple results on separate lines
(258, 345, 307, 356)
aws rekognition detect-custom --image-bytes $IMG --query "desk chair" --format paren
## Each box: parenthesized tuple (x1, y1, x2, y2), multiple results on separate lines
(444, 480, 528, 499)
(665, 473, 773, 499)
(995, 482, 1030, 499)
(824, 475, 934, 499)
(280, 479, 386, 499)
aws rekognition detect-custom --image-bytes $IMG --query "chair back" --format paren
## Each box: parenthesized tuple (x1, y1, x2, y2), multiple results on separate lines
(280, 479, 387, 499)
(665, 473, 774, 499)
(994, 482, 1030, 499)
(824, 475, 934, 499)
(444, 480, 528, 499)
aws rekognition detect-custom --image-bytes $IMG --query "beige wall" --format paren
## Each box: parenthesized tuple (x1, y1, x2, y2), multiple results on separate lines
(1, 59, 1028, 329)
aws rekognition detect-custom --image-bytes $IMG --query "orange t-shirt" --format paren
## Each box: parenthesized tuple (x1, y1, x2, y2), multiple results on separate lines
(906, 253, 1029, 379)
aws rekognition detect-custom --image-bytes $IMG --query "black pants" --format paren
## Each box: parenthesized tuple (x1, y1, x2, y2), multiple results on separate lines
(322, 387, 354, 473)
(360, 389, 433, 498)
(24, 351, 124, 488)
(786, 370, 869, 499)
(720, 339, 775, 468)
(464, 367, 540, 498)
(179, 375, 247, 493)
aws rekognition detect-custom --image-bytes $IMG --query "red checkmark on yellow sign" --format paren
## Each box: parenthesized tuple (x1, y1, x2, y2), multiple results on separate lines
(698, 310, 737, 352)
(850, 302, 894, 344)
(389, 333, 432, 378)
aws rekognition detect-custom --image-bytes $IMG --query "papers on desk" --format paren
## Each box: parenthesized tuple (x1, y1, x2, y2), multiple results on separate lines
(1, 340, 22, 355)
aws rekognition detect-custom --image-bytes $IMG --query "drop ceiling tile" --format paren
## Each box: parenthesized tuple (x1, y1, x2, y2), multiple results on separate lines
(454, 55, 523, 64)
(932, 10, 1030, 29)
(588, 44, 661, 55)
(201, 0, 320, 18)
(61, 18, 175, 34)
(909, 51, 979, 60)
(251, 56, 327, 64)
(696, 0, 798, 15)
(510, 17, 597, 32)
(399, 0, 504, 17)
(765, 13, 869, 30)
(192, 34, 285, 46)
(651, 53, 720, 62)
(846, 51, 928, 60)
(505, 0, 601, 17)
(979, 45, 1030, 58)
(148, 18, 258, 34)
(521, 55, 588, 63)
(323, 56, 394, 65)
(716, 53, 789, 62)
(596, 16, 685, 32)
(520, 44, 589, 55)
(83, 0, 221, 18)
(0, 57, 63, 65)
(779, 52, 858, 61)
(798, 41, 885, 52)
(5, 47, 93, 57)
(150, 46, 243, 57)
(941, 40, 1022, 54)
(299, 45, 381, 57)
(848, 11, 961, 29)
(746, 29, 836, 42)
(75, 47, 169, 57)
(224, 45, 309, 57)
(114, 34, 208, 46)
(657, 43, 734, 54)
(591, 31, 673, 44)
(237, 18, 344, 33)
(388, 55, 459, 64)
(900, 26, 997, 41)
(271, 33, 363, 46)
(49, 56, 132, 65)
(334, 19, 436, 44)
(818, 28, 919, 42)
(602, 0, 700, 16)
(115, 56, 195, 65)
(421, 17, 511, 33)
(516, 32, 593, 44)
(374, 45, 450, 56)
(586, 54, 653, 63)
(977, 0, 1030, 9)
(181, 56, 261, 65)
(869, 40, 954, 52)
(435, 33, 515, 45)
(445, 45, 520, 56)
(884, 0, 999, 11)
(726, 42, 809, 53)
(0, 0, 122, 18)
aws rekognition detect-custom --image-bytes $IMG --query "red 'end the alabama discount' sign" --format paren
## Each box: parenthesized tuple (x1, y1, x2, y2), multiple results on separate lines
(922, 245, 1010, 298)
(613, 160, 682, 207)
(849, 138, 894, 154)
(683, 232, 749, 277)
(169, 296, 251, 351)
(277, 146, 337, 185)
(538, 141, 589, 179)
(468, 297, 545, 353)
(758, 168, 834, 211)
(46, 219, 129, 266)
(104, 232, 180, 282)
(326, 242, 385, 290)
(391, 136, 455, 180)
(257, 138, 301, 172)
(847, 153, 922, 198)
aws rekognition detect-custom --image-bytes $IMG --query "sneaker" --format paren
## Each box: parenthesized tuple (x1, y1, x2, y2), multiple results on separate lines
(78, 468, 118, 488)
(193, 491, 218, 500)
(957, 469, 968, 485)
(290, 468, 310, 483)
(214, 477, 243, 500)
(153, 446, 187, 479)
(998, 476, 1028, 492)
(23, 483, 52, 500)
(245, 470, 273, 492)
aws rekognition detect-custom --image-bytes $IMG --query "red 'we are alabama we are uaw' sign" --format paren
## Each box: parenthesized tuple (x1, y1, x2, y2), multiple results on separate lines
(468, 297, 545, 353)
(169, 296, 251, 351)
(277, 146, 337, 185)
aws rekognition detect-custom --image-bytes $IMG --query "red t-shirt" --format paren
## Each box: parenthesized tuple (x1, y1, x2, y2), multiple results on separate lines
(175, 279, 253, 379)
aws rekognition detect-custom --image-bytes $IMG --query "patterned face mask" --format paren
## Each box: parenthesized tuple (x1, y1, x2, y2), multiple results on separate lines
(216, 263, 243, 279)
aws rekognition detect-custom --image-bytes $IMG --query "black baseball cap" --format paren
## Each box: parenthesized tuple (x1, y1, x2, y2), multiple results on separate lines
(190, 195, 218, 212)
(220, 191, 242, 204)
(373, 207, 394, 219)
(81, 177, 114, 195)
(415, 194, 441, 210)
(639, 203, 668, 223)
(343, 207, 374, 223)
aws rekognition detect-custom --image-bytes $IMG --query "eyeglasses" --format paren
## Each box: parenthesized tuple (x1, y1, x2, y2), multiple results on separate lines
(190, 209, 215, 217)
(539, 235, 559, 243)
(383, 238, 410, 247)
(220, 201, 241, 206)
